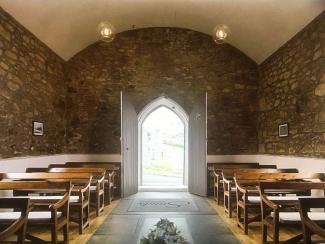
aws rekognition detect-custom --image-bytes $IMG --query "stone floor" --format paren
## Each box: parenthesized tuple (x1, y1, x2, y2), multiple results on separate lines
(87, 192, 240, 244)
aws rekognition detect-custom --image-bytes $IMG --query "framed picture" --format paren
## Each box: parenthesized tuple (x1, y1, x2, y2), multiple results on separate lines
(33, 121, 44, 136)
(278, 123, 289, 137)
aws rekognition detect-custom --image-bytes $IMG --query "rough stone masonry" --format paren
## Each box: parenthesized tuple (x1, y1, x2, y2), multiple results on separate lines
(0, 8, 66, 158)
(1, 6, 324, 159)
(258, 11, 325, 157)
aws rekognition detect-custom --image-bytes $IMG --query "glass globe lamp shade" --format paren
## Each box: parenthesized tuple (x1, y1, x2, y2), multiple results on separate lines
(212, 24, 230, 44)
(98, 21, 115, 42)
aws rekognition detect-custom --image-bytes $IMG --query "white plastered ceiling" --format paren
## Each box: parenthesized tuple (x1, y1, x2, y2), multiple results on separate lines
(1, 0, 324, 63)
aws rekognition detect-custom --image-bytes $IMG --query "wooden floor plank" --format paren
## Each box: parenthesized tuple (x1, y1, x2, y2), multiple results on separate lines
(207, 197, 304, 244)
(27, 197, 307, 244)
(28, 200, 119, 244)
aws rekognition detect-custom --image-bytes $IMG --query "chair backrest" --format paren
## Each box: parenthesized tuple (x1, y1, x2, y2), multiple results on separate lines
(259, 164, 277, 169)
(224, 168, 298, 182)
(48, 167, 106, 174)
(259, 178, 325, 194)
(223, 168, 291, 178)
(207, 162, 260, 171)
(0, 198, 31, 242)
(25, 168, 48, 173)
(0, 172, 93, 181)
(237, 172, 321, 182)
(0, 180, 72, 191)
(65, 162, 120, 171)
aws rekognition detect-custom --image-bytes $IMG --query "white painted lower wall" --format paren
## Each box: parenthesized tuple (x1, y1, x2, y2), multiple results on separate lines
(0, 154, 121, 172)
(207, 154, 325, 175)
(0, 153, 324, 175)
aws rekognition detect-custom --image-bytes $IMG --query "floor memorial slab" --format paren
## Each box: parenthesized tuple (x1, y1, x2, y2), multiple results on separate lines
(87, 192, 240, 244)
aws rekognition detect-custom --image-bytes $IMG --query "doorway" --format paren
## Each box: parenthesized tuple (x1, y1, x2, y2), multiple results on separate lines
(138, 97, 189, 191)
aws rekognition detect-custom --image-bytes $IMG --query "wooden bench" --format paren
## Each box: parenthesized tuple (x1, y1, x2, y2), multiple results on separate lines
(212, 163, 262, 204)
(0, 172, 92, 235)
(63, 162, 121, 203)
(0, 198, 31, 243)
(0, 181, 72, 244)
(222, 168, 298, 219)
(298, 197, 325, 244)
(49, 167, 106, 217)
(259, 178, 325, 243)
(232, 170, 300, 234)
(207, 162, 260, 197)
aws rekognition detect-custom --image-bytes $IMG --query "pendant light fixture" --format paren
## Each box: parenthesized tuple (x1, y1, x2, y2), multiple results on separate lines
(98, 21, 115, 42)
(212, 24, 230, 44)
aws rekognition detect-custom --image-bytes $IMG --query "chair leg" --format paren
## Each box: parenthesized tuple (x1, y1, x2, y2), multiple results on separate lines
(86, 203, 90, 226)
(224, 193, 227, 214)
(63, 223, 69, 244)
(244, 206, 248, 235)
(108, 187, 112, 204)
(237, 205, 241, 227)
(303, 228, 312, 244)
(51, 225, 58, 244)
(102, 192, 105, 208)
(79, 206, 84, 235)
(228, 194, 232, 218)
(96, 193, 100, 217)
(262, 223, 267, 243)
(273, 219, 279, 244)
(17, 223, 27, 244)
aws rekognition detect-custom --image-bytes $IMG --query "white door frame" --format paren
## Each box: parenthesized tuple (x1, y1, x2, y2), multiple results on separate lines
(137, 96, 189, 189)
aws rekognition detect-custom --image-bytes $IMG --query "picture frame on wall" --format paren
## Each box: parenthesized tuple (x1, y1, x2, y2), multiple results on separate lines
(278, 123, 289, 137)
(33, 121, 44, 136)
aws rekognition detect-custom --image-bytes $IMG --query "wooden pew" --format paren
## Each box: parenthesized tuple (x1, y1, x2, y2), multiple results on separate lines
(0, 172, 92, 235)
(212, 163, 262, 204)
(64, 162, 121, 203)
(0, 181, 72, 244)
(259, 178, 325, 244)
(233, 169, 299, 234)
(222, 168, 298, 219)
(298, 197, 325, 244)
(48, 167, 106, 216)
(0, 198, 31, 243)
(207, 162, 260, 196)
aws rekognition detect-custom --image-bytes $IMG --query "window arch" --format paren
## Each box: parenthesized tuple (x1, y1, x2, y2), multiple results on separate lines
(138, 96, 188, 126)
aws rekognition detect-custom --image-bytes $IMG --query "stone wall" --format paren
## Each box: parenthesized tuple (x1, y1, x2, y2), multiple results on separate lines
(0, 8, 66, 158)
(258, 11, 325, 157)
(66, 28, 259, 154)
(2, 6, 324, 159)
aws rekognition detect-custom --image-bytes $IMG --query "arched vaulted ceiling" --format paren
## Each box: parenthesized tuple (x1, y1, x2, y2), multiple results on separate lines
(1, 0, 324, 63)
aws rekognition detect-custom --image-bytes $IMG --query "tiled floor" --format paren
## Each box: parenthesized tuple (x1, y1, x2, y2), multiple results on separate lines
(87, 192, 239, 244)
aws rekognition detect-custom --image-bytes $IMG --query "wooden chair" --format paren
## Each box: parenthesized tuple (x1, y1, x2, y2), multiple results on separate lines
(0, 181, 72, 244)
(298, 197, 325, 244)
(222, 168, 287, 218)
(212, 163, 261, 205)
(233, 169, 299, 234)
(0, 198, 31, 244)
(259, 178, 325, 244)
(49, 168, 106, 216)
(0, 172, 92, 235)
(64, 162, 120, 203)
(207, 162, 260, 197)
